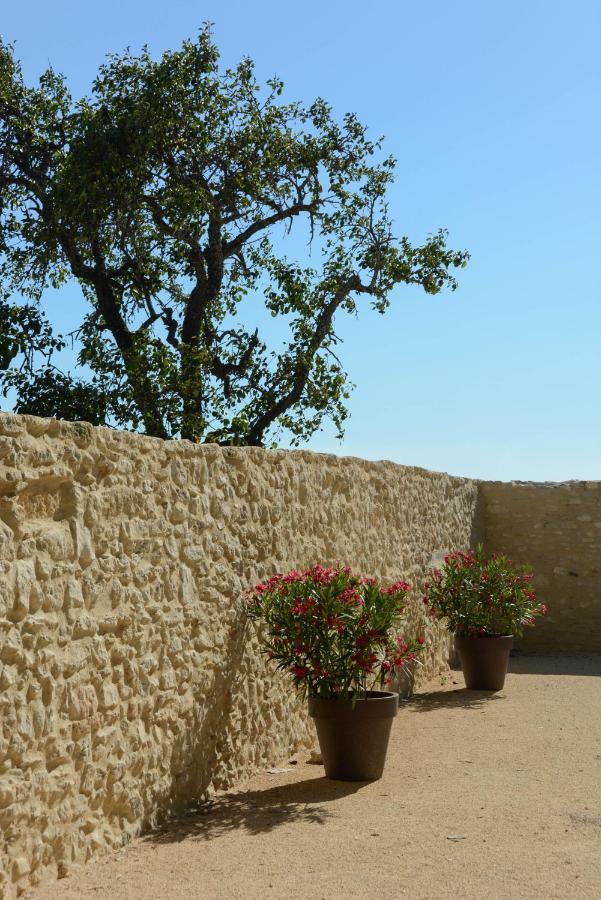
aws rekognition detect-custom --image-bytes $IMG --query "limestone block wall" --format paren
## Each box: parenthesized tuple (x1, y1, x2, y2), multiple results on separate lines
(0, 413, 479, 896)
(480, 481, 601, 651)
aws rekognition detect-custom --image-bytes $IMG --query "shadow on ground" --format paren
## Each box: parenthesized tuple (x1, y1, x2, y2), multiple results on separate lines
(508, 653, 601, 677)
(142, 776, 365, 844)
(402, 688, 505, 713)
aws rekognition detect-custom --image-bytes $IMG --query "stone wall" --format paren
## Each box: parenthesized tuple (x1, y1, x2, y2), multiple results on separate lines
(0, 413, 479, 896)
(480, 481, 601, 651)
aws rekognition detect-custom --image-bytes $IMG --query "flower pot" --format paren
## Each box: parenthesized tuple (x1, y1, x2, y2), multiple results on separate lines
(455, 634, 514, 691)
(392, 659, 417, 703)
(308, 690, 398, 781)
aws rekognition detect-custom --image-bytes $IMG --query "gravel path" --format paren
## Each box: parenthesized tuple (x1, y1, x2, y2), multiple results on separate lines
(27, 654, 601, 900)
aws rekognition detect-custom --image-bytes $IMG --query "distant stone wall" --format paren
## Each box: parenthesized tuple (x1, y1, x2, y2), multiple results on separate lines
(0, 413, 479, 896)
(480, 481, 601, 651)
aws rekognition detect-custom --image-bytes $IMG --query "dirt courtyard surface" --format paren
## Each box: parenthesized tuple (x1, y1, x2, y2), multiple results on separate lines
(27, 654, 601, 900)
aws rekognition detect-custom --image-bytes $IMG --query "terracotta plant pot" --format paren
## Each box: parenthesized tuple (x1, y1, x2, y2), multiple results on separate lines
(308, 690, 398, 781)
(455, 634, 514, 691)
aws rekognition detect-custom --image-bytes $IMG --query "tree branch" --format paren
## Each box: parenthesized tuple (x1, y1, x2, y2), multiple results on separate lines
(209, 329, 258, 399)
(245, 276, 361, 446)
(222, 200, 317, 257)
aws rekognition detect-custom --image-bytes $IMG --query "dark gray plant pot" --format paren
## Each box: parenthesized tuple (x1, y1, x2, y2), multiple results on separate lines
(455, 634, 514, 691)
(308, 690, 398, 781)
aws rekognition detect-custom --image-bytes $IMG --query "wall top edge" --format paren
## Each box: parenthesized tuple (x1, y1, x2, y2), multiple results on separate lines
(0, 411, 475, 484)
(3, 412, 597, 488)
(481, 479, 601, 489)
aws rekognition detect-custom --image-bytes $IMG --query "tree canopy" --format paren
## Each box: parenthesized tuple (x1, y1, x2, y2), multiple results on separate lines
(0, 28, 468, 445)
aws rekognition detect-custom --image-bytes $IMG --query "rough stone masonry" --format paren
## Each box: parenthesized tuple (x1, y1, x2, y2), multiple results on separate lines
(0, 413, 479, 896)
(480, 479, 601, 651)
(0, 412, 598, 896)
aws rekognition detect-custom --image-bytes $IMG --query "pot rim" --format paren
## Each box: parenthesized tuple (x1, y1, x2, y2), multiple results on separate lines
(455, 633, 514, 640)
(309, 689, 398, 701)
(308, 690, 399, 720)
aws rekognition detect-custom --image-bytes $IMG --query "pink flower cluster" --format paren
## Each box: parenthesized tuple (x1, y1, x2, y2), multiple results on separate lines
(421, 545, 549, 638)
(244, 563, 426, 698)
(253, 564, 354, 597)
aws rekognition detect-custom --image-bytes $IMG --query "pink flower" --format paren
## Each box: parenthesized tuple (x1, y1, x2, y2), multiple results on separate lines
(283, 570, 302, 583)
(340, 586, 361, 605)
(386, 580, 411, 594)
(310, 564, 336, 585)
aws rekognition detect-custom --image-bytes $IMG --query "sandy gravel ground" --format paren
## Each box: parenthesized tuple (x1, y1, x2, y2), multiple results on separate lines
(26, 654, 601, 900)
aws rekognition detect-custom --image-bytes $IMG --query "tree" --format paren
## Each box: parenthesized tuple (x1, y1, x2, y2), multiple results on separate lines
(0, 28, 468, 445)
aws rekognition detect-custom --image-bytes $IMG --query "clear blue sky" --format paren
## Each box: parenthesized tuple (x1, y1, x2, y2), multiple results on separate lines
(2, 0, 600, 481)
